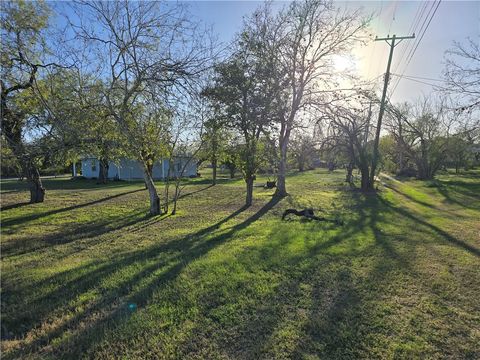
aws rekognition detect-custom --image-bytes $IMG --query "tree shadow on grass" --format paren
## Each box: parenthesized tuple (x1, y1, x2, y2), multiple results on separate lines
(377, 196, 480, 257)
(177, 184, 214, 200)
(0, 178, 141, 193)
(216, 188, 477, 359)
(0, 189, 22, 195)
(346, 189, 479, 258)
(2, 196, 281, 359)
(216, 236, 360, 357)
(188, 190, 410, 358)
(383, 182, 437, 209)
(188, 192, 361, 357)
(240, 186, 474, 358)
(0, 201, 31, 211)
(0, 209, 151, 259)
(382, 175, 479, 215)
(435, 181, 480, 210)
(1, 188, 145, 228)
(289, 192, 418, 358)
(343, 190, 478, 259)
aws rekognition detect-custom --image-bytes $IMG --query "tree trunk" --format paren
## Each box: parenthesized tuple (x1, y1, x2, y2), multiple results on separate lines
(360, 162, 375, 191)
(360, 165, 371, 191)
(298, 159, 305, 172)
(26, 162, 45, 203)
(416, 161, 434, 180)
(2, 101, 46, 202)
(171, 179, 181, 215)
(346, 163, 354, 185)
(98, 158, 109, 184)
(245, 175, 254, 207)
(398, 148, 405, 174)
(71, 162, 77, 177)
(416, 162, 426, 180)
(164, 181, 170, 214)
(143, 166, 161, 216)
(276, 146, 287, 196)
(229, 166, 235, 179)
(144, 161, 153, 189)
(171, 184, 178, 215)
(163, 159, 173, 213)
(275, 129, 290, 197)
(212, 158, 217, 185)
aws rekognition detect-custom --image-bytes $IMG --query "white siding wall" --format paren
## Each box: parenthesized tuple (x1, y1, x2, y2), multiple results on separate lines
(152, 162, 164, 179)
(81, 158, 99, 178)
(107, 163, 120, 179)
(118, 159, 144, 180)
(81, 157, 197, 180)
(186, 161, 197, 177)
(164, 158, 197, 178)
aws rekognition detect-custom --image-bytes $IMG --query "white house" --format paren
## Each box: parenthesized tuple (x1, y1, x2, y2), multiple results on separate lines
(81, 157, 197, 180)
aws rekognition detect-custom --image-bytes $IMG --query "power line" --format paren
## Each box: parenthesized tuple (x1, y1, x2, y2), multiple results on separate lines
(404, 0, 441, 67)
(388, 0, 398, 35)
(390, 1, 436, 92)
(409, 1, 428, 35)
(391, 73, 444, 82)
(390, 0, 442, 97)
(374, 0, 385, 75)
(390, 74, 448, 90)
(391, 1, 428, 76)
(370, 34, 415, 185)
(367, 37, 378, 78)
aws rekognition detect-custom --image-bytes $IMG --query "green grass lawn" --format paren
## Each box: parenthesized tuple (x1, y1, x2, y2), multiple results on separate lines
(1, 169, 479, 359)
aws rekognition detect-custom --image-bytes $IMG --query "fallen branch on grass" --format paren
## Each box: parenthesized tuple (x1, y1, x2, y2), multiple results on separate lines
(281, 208, 343, 225)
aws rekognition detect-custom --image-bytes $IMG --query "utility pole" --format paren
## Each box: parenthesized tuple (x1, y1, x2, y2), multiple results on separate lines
(369, 34, 415, 189)
(364, 100, 373, 146)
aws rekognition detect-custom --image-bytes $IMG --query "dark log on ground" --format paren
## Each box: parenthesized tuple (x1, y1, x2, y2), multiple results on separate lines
(265, 181, 276, 189)
(281, 208, 343, 225)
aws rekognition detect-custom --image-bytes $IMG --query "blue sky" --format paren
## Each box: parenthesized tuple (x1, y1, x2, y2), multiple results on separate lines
(52, 1, 479, 104)
(187, 0, 479, 103)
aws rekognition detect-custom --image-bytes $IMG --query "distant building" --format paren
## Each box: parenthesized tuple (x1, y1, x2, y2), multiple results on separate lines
(81, 157, 197, 180)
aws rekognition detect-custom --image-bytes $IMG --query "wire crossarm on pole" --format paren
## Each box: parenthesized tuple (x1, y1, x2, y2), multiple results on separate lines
(375, 34, 415, 44)
(369, 33, 415, 187)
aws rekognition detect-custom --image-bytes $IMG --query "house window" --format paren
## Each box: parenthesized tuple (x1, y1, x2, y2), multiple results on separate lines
(177, 163, 181, 173)
(91, 160, 97, 172)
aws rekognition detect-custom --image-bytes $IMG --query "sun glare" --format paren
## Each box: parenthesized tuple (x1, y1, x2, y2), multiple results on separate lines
(332, 55, 354, 72)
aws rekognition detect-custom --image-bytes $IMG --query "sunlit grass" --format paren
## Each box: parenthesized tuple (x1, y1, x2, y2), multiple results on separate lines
(1, 169, 479, 359)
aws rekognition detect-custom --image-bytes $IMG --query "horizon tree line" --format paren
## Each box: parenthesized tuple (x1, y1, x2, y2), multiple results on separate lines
(1, 0, 478, 214)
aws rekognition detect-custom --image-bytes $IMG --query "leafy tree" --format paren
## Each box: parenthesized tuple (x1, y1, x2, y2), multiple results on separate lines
(247, 1, 368, 196)
(221, 139, 241, 179)
(1, 0, 54, 202)
(378, 134, 403, 174)
(322, 101, 373, 188)
(33, 69, 127, 184)
(289, 133, 318, 172)
(387, 98, 450, 180)
(445, 124, 480, 172)
(70, 1, 213, 215)
(200, 113, 230, 185)
(206, 37, 277, 206)
(163, 95, 207, 215)
(0, 137, 21, 178)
